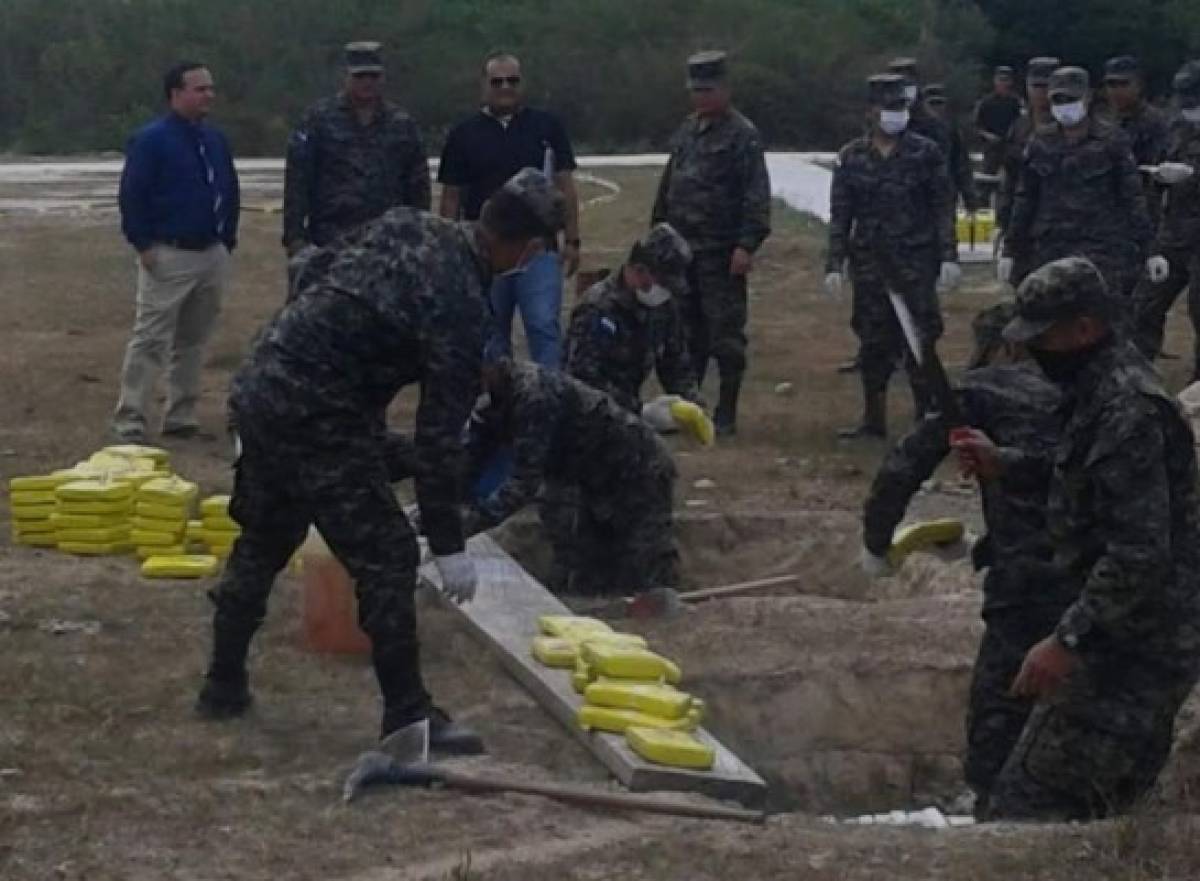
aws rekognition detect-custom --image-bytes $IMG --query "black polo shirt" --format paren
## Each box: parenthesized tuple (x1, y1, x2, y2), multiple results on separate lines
(437, 107, 577, 220)
(976, 94, 1024, 139)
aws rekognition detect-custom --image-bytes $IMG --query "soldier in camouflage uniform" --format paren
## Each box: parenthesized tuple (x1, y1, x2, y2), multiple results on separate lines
(861, 302, 1071, 817)
(825, 74, 960, 439)
(1133, 60, 1200, 378)
(922, 83, 980, 210)
(1000, 67, 1154, 298)
(996, 57, 1059, 236)
(282, 42, 431, 256)
(962, 257, 1200, 821)
(462, 359, 679, 597)
(196, 169, 565, 754)
(564, 223, 701, 414)
(651, 50, 771, 436)
(1100, 56, 1168, 231)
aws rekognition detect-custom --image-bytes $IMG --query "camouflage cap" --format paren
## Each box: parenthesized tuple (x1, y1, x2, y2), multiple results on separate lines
(887, 57, 919, 80)
(1003, 257, 1114, 344)
(1104, 55, 1140, 82)
(344, 41, 384, 74)
(994, 65, 1015, 79)
(1025, 56, 1062, 87)
(967, 301, 1017, 369)
(632, 223, 692, 287)
(1049, 66, 1090, 100)
(868, 74, 908, 107)
(1173, 60, 1200, 106)
(687, 50, 728, 89)
(498, 168, 566, 234)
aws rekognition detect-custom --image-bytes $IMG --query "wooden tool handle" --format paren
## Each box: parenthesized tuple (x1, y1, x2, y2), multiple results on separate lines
(681, 574, 799, 603)
(439, 769, 764, 824)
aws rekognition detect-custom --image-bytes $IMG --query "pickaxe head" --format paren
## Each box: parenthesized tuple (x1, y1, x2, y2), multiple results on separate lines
(342, 718, 433, 803)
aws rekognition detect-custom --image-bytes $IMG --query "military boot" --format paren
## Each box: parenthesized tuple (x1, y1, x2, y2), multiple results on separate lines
(195, 615, 257, 719)
(375, 638, 487, 756)
(714, 374, 742, 437)
(838, 391, 887, 440)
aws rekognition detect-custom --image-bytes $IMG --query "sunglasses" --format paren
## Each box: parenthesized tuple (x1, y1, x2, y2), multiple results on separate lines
(489, 76, 521, 87)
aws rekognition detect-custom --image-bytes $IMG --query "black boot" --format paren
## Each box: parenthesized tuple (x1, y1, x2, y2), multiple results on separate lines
(195, 614, 257, 719)
(374, 638, 486, 755)
(379, 705, 486, 755)
(714, 374, 742, 437)
(838, 391, 887, 439)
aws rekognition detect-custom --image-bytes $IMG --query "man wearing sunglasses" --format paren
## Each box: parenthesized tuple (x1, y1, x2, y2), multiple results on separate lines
(438, 52, 581, 369)
(1100, 56, 1168, 231)
(283, 42, 431, 257)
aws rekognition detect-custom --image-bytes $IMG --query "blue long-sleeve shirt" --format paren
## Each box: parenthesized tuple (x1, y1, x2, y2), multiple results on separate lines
(119, 113, 240, 253)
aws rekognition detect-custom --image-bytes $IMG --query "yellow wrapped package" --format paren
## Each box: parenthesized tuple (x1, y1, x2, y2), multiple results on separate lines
(185, 519, 206, 541)
(136, 543, 187, 560)
(136, 501, 190, 520)
(202, 516, 240, 534)
(10, 474, 67, 492)
(57, 499, 132, 516)
(100, 444, 170, 467)
(576, 704, 702, 734)
(132, 516, 185, 536)
(10, 490, 58, 507)
(531, 636, 577, 668)
(538, 615, 612, 639)
(137, 476, 197, 507)
(887, 518, 965, 566)
(669, 399, 715, 447)
(58, 541, 133, 556)
(56, 480, 133, 503)
(11, 504, 56, 521)
(584, 680, 699, 720)
(625, 727, 715, 770)
(15, 518, 57, 535)
(52, 512, 125, 530)
(132, 528, 183, 547)
(578, 643, 682, 684)
(14, 530, 58, 547)
(141, 554, 219, 579)
(200, 495, 231, 517)
(56, 526, 132, 544)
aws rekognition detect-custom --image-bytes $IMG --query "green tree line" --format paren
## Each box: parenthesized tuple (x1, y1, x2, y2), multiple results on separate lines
(1, 0, 1198, 156)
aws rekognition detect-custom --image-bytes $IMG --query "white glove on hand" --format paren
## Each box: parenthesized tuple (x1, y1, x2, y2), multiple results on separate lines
(1147, 255, 1171, 283)
(938, 261, 963, 293)
(996, 257, 1014, 285)
(824, 272, 844, 301)
(1154, 162, 1195, 186)
(860, 547, 897, 579)
(434, 552, 477, 604)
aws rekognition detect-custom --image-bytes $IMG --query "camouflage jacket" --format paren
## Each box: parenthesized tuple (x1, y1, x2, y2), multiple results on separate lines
(1005, 120, 1152, 262)
(910, 107, 977, 209)
(232, 209, 486, 556)
(1105, 101, 1169, 229)
(463, 362, 674, 532)
(1155, 117, 1200, 251)
(827, 129, 957, 271)
(1049, 338, 1200, 661)
(651, 109, 771, 253)
(564, 270, 700, 413)
(997, 112, 1042, 231)
(283, 95, 431, 249)
(863, 365, 1069, 612)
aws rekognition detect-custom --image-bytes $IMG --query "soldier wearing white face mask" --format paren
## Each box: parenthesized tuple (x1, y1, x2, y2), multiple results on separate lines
(1000, 66, 1153, 298)
(564, 223, 702, 414)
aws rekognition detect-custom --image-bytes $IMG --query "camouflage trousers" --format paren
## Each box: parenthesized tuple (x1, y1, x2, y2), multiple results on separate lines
(538, 468, 679, 597)
(965, 606, 1066, 816)
(987, 651, 1198, 821)
(210, 408, 430, 723)
(682, 247, 748, 385)
(1131, 246, 1200, 378)
(848, 244, 942, 408)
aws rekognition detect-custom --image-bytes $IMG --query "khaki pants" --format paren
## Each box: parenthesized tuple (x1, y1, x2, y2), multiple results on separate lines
(112, 243, 230, 437)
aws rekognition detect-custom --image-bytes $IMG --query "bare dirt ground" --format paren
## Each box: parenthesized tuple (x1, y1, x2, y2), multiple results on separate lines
(5, 168, 1200, 879)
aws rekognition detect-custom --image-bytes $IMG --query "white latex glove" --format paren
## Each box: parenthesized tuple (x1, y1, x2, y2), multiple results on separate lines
(938, 261, 963, 293)
(996, 257, 1014, 285)
(1147, 255, 1171, 283)
(434, 553, 477, 604)
(1154, 162, 1195, 186)
(824, 272, 844, 301)
(860, 547, 897, 579)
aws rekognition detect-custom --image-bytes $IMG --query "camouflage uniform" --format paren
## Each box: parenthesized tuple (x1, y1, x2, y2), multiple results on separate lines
(463, 361, 679, 596)
(1133, 63, 1200, 376)
(204, 207, 486, 730)
(996, 58, 1060, 235)
(1004, 69, 1153, 298)
(1100, 56, 1169, 231)
(863, 304, 1070, 813)
(651, 52, 771, 431)
(921, 84, 980, 210)
(827, 78, 957, 435)
(564, 224, 701, 413)
(989, 257, 1200, 821)
(283, 89, 430, 251)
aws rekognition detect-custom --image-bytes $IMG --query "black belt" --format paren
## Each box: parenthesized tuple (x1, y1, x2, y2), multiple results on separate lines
(160, 237, 219, 251)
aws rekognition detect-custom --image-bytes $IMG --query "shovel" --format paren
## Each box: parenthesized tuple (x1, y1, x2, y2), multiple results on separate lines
(342, 719, 764, 824)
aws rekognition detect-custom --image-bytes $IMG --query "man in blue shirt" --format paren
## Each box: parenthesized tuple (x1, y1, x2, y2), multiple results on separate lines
(438, 51, 581, 368)
(113, 61, 240, 442)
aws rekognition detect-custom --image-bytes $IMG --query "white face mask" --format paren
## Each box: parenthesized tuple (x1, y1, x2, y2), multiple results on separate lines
(879, 108, 910, 136)
(1052, 100, 1088, 127)
(1182, 106, 1200, 124)
(636, 284, 672, 308)
(903, 85, 918, 103)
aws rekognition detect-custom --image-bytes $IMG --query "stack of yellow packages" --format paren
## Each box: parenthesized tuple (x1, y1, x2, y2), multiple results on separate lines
(53, 478, 135, 556)
(132, 476, 197, 558)
(9, 474, 66, 548)
(530, 615, 715, 770)
(198, 495, 240, 559)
